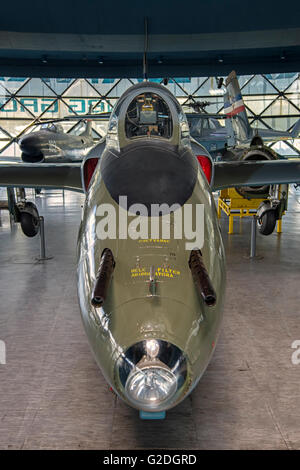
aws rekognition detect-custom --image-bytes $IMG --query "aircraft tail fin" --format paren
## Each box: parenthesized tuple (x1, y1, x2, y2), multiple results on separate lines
(81, 104, 93, 137)
(224, 71, 252, 142)
(290, 118, 300, 139)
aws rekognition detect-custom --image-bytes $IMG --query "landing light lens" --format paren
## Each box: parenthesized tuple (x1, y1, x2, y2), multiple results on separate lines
(125, 366, 177, 409)
(117, 339, 188, 411)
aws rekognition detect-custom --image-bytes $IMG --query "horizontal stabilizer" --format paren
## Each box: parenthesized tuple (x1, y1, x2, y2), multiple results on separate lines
(291, 118, 300, 139)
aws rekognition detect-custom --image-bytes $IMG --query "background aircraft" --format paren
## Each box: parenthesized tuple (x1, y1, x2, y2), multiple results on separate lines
(185, 111, 228, 156)
(0, 113, 101, 234)
(0, 111, 108, 231)
(18, 116, 95, 164)
(181, 99, 228, 156)
(209, 71, 300, 214)
(224, 70, 300, 145)
(0, 82, 300, 419)
(13, 108, 110, 164)
(184, 71, 300, 160)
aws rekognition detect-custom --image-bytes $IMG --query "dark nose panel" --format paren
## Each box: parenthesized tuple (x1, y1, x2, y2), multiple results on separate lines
(19, 135, 38, 149)
(100, 140, 198, 211)
(19, 136, 43, 161)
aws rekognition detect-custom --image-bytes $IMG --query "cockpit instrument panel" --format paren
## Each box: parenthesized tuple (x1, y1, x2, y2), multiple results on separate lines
(125, 93, 173, 139)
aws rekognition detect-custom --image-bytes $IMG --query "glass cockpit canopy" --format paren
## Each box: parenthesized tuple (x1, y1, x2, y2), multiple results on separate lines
(125, 92, 173, 139)
(40, 123, 63, 133)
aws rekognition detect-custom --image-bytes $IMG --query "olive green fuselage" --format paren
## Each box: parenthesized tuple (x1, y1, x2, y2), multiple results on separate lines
(77, 158, 226, 411)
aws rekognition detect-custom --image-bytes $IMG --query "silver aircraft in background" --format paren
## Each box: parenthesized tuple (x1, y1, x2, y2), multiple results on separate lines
(15, 106, 109, 164)
(18, 120, 94, 163)
(0, 111, 107, 233)
(16, 105, 106, 164)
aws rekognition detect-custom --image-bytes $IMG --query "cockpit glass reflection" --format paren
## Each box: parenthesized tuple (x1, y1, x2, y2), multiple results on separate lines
(125, 93, 173, 139)
(41, 123, 63, 133)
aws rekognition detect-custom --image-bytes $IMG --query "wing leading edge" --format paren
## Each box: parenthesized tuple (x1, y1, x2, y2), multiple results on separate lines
(212, 160, 300, 190)
(0, 163, 83, 192)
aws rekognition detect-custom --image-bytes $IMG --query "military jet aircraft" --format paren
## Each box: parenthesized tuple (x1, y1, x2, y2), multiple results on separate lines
(185, 111, 228, 156)
(14, 106, 109, 164)
(181, 99, 229, 156)
(18, 117, 95, 163)
(0, 110, 108, 235)
(184, 71, 300, 160)
(224, 70, 300, 146)
(1, 82, 300, 419)
(220, 71, 300, 232)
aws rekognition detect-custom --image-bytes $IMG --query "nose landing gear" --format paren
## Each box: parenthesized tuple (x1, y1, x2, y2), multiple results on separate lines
(256, 206, 277, 236)
(256, 184, 288, 236)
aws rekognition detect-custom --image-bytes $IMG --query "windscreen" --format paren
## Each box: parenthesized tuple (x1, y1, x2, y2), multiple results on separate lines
(125, 92, 173, 139)
(41, 123, 63, 133)
(187, 117, 202, 137)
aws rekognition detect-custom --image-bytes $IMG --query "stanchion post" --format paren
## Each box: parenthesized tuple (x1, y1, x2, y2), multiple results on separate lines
(39, 216, 46, 259)
(250, 216, 257, 258)
(36, 216, 53, 261)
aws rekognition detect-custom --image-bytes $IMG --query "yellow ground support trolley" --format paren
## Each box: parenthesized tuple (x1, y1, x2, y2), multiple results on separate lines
(217, 187, 285, 234)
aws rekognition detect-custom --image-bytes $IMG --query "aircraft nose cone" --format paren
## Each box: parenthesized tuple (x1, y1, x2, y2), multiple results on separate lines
(19, 135, 39, 154)
(19, 135, 45, 163)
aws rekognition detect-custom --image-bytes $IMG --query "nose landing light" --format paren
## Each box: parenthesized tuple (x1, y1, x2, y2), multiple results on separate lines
(117, 339, 188, 411)
(125, 362, 177, 409)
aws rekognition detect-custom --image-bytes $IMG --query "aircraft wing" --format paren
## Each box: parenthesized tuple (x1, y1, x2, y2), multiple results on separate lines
(212, 159, 300, 190)
(0, 162, 83, 192)
(0, 157, 22, 163)
(31, 112, 111, 127)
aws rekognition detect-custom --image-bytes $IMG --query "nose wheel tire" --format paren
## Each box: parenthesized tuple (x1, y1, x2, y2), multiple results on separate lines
(257, 210, 277, 236)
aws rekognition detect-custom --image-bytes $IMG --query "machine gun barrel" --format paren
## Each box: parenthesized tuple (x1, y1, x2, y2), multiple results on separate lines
(189, 249, 216, 307)
(91, 248, 115, 307)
